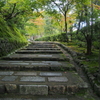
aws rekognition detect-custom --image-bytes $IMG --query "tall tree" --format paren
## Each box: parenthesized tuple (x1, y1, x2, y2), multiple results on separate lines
(41, 0, 75, 42)
(74, 0, 100, 55)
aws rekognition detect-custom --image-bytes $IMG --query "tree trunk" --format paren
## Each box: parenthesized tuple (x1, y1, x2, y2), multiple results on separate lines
(70, 34, 72, 41)
(86, 36, 92, 55)
(98, 25, 100, 74)
(99, 47, 100, 67)
(64, 12, 69, 42)
(97, 43, 100, 83)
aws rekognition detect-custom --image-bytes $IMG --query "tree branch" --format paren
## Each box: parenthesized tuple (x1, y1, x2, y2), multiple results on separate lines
(51, 0, 64, 15)
(76, 11, 83, 34)
(11, 3, 16, 16)
(5, 3, 17, 20)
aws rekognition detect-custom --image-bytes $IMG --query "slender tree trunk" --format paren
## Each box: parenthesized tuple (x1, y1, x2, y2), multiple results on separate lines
(97, 36, 100, 83)
(76, 12, 83, 34)
(99, 47, 100, 67)
(98, 33, 100, 82)
(64, 12, 69, 42)
(86, 36, 92, 55)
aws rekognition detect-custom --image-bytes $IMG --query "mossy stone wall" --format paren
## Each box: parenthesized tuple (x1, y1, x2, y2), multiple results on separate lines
(0, 39, 27, 57)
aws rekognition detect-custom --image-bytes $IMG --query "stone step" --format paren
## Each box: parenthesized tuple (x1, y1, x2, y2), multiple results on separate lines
(0, 71, 88, 95)
(29, 43, 55, 46)
(27, 46, 57, 48)
(30, 45, 56, 47)
(22, 48, 60, 50)
(0, 95, 89, 100)
(27, 44, 57, 48)
(2, 54, 68, 61)
(16, 50, 62, 54)
(0, 42, 89, 98)
(0, 61, 75, 71)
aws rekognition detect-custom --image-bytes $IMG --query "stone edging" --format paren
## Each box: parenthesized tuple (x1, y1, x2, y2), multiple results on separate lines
(55, 42, 100, 97)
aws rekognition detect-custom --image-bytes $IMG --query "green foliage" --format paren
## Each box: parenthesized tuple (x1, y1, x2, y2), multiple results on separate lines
(66, 41, 99, 74)
(93, 41, 99, 49)
(82, 60, 98, 74)
(0, 16, 12, 37)
(71, 20, 100, 53)
(0, 0, 5, 8)
(0, 15, 27, 42)
(35, 32, 67, 42)
(0, 15, 27, 57)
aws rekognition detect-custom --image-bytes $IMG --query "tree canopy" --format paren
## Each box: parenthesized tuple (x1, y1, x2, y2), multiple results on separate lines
(0, 0, 100, 48)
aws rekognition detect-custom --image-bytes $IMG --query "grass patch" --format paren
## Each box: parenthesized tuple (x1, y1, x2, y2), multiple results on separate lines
(81, 50, 99, 74)
(61, 42, 86, 53)
(76, 91, 95, 100)
(82, 60, 98, 73)
(61, 42, 99, 74)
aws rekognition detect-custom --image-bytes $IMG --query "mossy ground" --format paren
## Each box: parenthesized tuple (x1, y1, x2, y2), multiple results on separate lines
(61, 42, 99, 74)
(75, 91, 95, 100)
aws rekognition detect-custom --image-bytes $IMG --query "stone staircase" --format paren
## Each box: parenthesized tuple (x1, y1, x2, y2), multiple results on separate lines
(0, 41, 88, 100)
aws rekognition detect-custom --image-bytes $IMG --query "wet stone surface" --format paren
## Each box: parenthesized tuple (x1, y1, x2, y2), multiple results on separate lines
(14, 72, 37, 76)
(48, 77, 68, 82)
(5, 84, 18, 93)
(38, 55, 52, 57)
(31, 63, 49, 66)
(20, 76, 45, 82)
(7, 61, 23, 62)
(40, 72, 62, 76)
(2, 76, 18, 81)
(10, 63, 29, 65)
(0, 72, 14, 75)
(42, 61, 62, 65)
(19, 85, 48, 95)
(0, 63, 9, 65)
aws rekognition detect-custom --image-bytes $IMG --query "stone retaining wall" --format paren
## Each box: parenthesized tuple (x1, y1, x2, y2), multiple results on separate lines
(56, 42, 100, 97)
(0, 39, 27, 57)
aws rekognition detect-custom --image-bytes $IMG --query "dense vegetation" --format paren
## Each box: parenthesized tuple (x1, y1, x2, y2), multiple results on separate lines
(0, 0, 100, 84)
(35, 32, 67, 42)
(34, 0, 100, 83)
(0, 0, 29, 56)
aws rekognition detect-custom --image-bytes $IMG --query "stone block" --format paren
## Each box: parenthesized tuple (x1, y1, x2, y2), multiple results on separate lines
(0, 85, 5, 93)
(15, 72, 37, 76)
(19, 85, 48, 95)
(10, 63, 29, 65)
(20, 77, 45, 82)
(48, 77, 68, 82)
(49, 85, 65, 95)
(8, 61, 23, 62)
(40, 72, 62, 77)
(38, 98, 68, 100)
(0, 99, 32, 100)
(5, 84, 18, 93)
(67, 85, 79, 94)
(38, 55, 52, 57)
(2, 76, 18, 81)
(0, 63, 9, 65)
(31, 63, 49, 66)
(78, 82, 88, 89)
(42, 61, 61, 65)
(0, 71, 14, 75)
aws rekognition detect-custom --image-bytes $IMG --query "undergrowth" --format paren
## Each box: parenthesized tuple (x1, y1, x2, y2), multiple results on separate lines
(62, 42, 99, 74)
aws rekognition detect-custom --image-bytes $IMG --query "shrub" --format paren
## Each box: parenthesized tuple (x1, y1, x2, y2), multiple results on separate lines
(35, 33, 67, 42)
